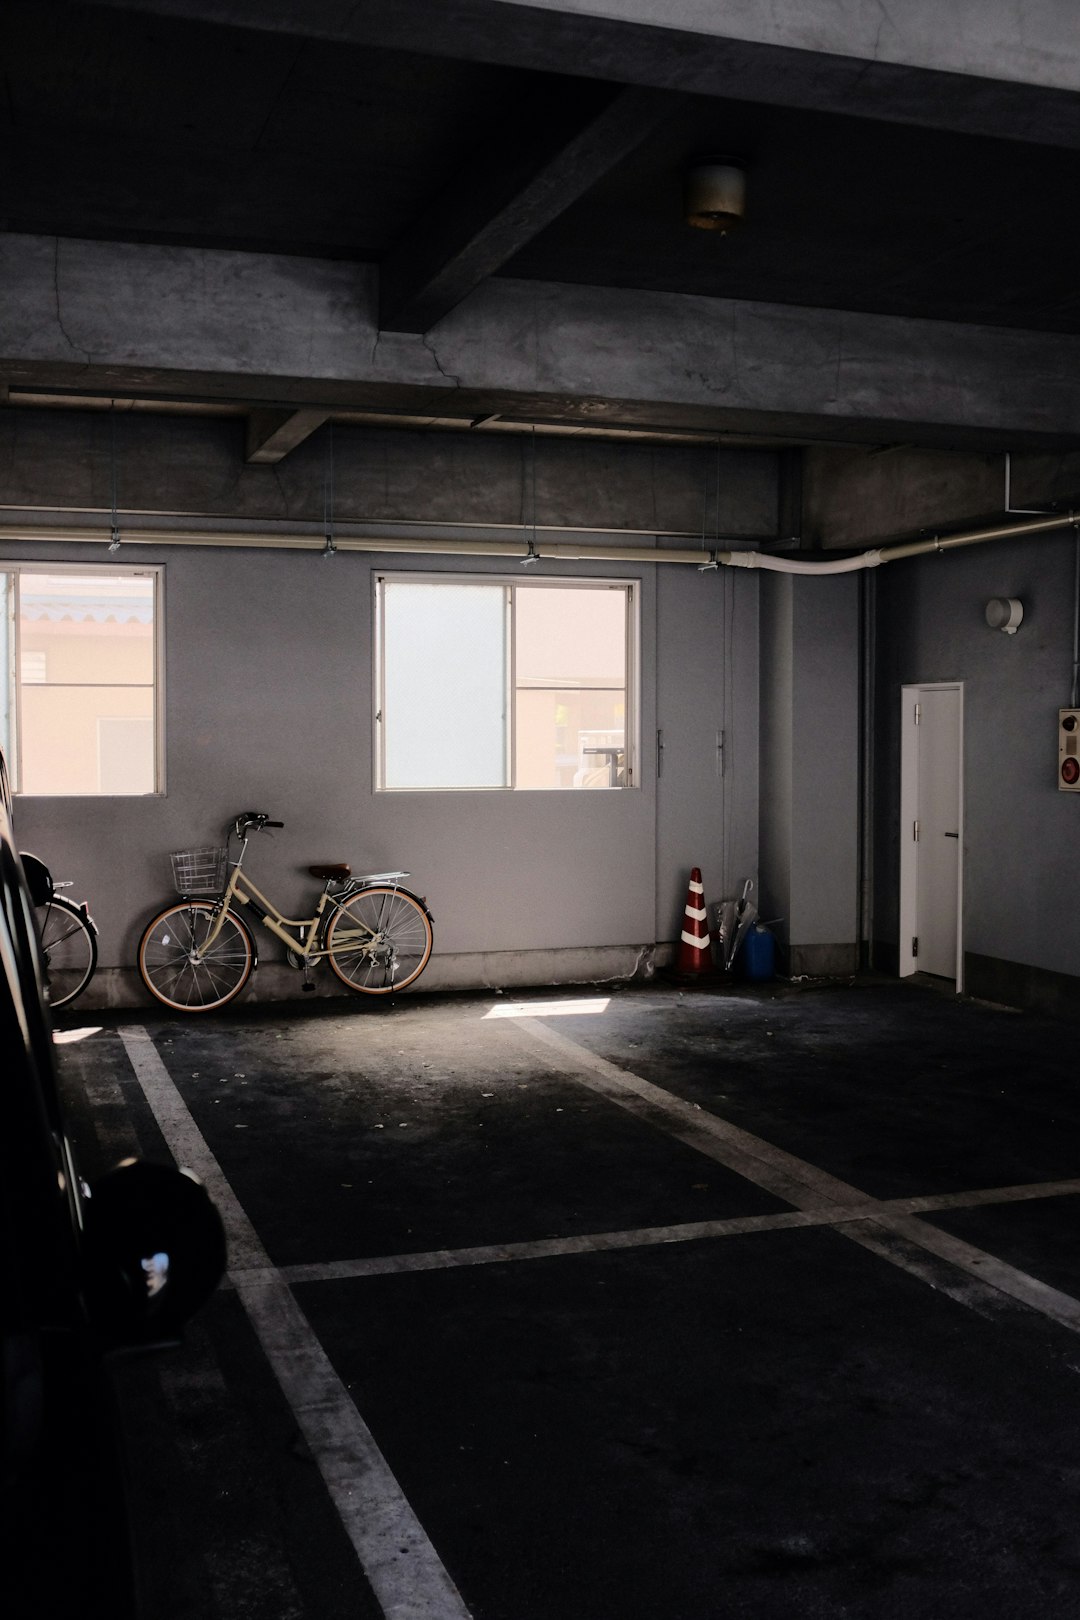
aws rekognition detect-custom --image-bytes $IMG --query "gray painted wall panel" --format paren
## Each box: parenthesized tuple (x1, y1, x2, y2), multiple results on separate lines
(4, 418, 772, 994)
(0, 408, 820, 1000)
(11, 542, 661, 973)
(654, 562, 759, 942)
(874, 532, 1080, 979)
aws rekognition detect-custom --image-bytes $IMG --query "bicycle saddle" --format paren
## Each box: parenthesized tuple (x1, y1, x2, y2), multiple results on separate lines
(309, 863, 351, 879)
(19, 850, 54, 905)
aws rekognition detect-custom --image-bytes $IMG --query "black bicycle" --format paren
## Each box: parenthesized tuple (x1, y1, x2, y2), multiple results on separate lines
(21, 852, 99, 1010)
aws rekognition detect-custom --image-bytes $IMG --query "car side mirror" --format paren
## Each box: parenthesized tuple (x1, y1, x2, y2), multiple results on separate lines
(82, 1159, 226, 1350)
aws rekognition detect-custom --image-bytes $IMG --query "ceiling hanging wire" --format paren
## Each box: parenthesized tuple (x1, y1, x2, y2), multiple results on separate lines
(716, 433, 722, 542)
(697, 436, 721, 571)
(107, 405, 121, 551)
(322, 421, 337, 557)
(521, 428, 540, 566)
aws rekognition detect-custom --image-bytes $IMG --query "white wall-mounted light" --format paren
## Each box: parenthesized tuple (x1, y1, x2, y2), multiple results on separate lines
(985, 596, 1024, 634)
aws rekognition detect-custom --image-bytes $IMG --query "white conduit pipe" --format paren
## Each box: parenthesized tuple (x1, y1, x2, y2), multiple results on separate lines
(0, 509, 1075, 569)
(724, 549, 882, 573)
(724, 509, 1080, 572)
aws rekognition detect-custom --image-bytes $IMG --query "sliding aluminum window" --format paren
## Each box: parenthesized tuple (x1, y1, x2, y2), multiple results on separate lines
(0, 563, 164, 795)
(375, 574, 637, 791)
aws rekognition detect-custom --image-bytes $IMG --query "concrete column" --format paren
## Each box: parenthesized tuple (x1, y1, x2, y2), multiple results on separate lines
(759, 570, 860, 975)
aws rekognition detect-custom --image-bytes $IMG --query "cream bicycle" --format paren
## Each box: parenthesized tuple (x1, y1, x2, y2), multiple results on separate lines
(136, 811, 433, 1011)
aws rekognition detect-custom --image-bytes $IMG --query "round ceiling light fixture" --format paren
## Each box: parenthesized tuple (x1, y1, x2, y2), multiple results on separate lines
(685, 158, 746, 233)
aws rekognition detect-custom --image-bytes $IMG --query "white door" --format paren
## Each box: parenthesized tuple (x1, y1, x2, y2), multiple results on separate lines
(900, 685, 963, 983)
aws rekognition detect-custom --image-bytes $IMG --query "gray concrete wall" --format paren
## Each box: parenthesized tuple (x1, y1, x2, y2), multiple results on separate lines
(4, 412, 774, 1002)
(873, 529, 1080, 981)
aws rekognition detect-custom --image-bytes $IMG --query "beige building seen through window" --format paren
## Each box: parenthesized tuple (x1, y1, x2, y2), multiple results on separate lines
(1, 567, 161, 795)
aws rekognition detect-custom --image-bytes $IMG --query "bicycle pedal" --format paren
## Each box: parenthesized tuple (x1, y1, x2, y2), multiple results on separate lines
(302, 981, 315, 993)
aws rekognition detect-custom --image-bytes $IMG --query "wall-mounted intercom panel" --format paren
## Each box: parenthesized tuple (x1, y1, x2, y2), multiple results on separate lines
(1059, 709, 1080, 791)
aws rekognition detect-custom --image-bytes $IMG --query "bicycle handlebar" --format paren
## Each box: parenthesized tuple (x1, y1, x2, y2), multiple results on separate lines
(233, 811, 285, 835)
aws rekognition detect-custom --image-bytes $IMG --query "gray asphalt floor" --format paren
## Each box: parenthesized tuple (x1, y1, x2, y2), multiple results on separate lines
(53, 976, 1080, 1620)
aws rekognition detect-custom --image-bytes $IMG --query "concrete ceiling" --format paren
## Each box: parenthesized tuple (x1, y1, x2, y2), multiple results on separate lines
(5, 1, 1080, 334)
(4, 0, 1080, 451)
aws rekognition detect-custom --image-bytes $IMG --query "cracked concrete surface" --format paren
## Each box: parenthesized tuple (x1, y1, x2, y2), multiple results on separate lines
(52, 240, 93, 365)
(421, 331, 464, 388)
(6, 234, 1080, 442)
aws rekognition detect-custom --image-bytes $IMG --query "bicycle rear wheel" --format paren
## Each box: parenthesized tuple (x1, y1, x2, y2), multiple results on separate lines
(35, 894, 98, 1010)
(138, 900, 255, 1011)
(326, 885, 433, 995)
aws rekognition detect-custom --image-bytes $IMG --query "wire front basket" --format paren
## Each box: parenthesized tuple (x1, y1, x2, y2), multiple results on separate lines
(170, 846, 227, 896)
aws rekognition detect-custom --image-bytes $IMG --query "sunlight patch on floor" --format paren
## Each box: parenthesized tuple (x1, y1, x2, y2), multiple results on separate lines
(482, 997, 611, 1020)
(52, 1025, 103, 1044)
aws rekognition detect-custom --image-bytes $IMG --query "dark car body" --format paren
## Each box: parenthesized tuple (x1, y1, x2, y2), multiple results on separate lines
(0, 777, 225, 1616)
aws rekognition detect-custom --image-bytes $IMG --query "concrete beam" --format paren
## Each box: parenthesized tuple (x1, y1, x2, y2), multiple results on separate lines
(0, 409, 783, 537)
(245, 407, 329, 463)
(803, 443, 1080, 550)
(379, 84, 677, 333)
(483, 0, 1080, 96)
(5, 234, 1080, 450)
(803, 445, 1006, 550)
(76, 0, 1080, 149)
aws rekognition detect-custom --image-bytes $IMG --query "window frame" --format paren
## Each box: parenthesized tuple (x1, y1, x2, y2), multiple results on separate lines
(1, 560, 166, 797)
(374, 570, 639, 793)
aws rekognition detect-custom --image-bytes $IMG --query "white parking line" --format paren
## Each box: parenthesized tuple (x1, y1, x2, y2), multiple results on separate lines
(509, 1016, 1080, 1335)
(278, 1178, 1080, 1286)
(118, 1026, 473, 1620)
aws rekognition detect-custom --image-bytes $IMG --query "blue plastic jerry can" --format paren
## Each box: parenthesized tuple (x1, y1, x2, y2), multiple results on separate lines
(743, 924, 775, 983)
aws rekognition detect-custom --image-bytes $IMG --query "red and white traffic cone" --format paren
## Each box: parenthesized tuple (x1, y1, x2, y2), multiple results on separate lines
(676, 867, 713, 976)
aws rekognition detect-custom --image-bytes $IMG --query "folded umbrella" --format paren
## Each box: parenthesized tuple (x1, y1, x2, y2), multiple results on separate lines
(719, 878, 757, 971)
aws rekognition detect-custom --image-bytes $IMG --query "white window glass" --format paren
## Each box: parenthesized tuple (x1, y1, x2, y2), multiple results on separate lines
(0, 567, 161, 795)
(382, 581, 507, 789)
(376, 575, 634, 791)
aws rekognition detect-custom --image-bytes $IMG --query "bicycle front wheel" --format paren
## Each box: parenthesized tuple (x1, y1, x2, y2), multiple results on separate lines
(137, 901, 255, 1011)
(326, 886, 433, 995)
(35, 895, 98, 1010)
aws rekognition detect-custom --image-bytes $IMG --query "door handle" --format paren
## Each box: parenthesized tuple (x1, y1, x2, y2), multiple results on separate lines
(944, 831, 959, 838)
